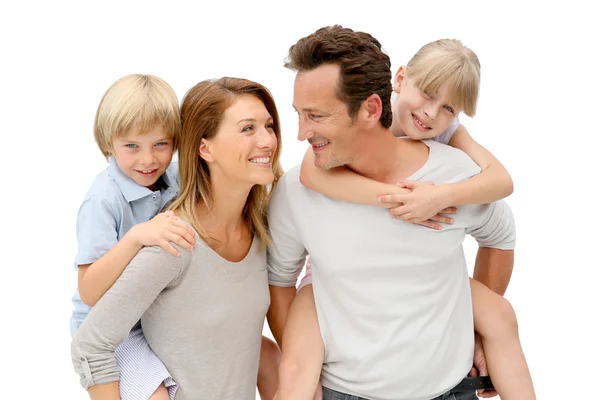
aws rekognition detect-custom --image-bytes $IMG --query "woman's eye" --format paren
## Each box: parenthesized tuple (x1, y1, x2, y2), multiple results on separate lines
(242, 125, 254, 133)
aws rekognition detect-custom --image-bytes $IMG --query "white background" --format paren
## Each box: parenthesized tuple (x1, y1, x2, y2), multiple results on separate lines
(1, 1, 598, 399)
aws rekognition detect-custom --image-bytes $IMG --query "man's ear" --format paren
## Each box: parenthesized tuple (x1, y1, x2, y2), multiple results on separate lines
(393, 65, 407, 93)
(361, 94, 383, 128)
(198, 138, 215, 163)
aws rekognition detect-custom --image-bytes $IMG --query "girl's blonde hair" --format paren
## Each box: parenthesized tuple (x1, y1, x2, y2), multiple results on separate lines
(94, 74, 181, 158)
(168, 77, 283, 249)
(406, 39, 480, 117)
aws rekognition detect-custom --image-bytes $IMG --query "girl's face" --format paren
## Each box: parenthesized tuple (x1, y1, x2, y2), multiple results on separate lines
(391, 66, 460, 140)
(199, 94, 278, 188)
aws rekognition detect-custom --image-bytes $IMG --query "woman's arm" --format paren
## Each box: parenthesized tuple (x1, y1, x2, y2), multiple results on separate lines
(300, 147, 407, 208)
(71, 245, 187, 391)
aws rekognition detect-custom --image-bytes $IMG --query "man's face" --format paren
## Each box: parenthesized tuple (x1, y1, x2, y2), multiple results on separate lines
(293, 64, 360, 170)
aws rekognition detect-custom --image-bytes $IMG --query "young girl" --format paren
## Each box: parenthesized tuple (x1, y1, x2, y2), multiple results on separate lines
(277, 39, 535, 400)
(71, 74, 280, 400)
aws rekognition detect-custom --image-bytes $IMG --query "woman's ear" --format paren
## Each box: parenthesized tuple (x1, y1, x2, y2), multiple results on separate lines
(198, 138, 215, 163)
(393, 65, 407, 93)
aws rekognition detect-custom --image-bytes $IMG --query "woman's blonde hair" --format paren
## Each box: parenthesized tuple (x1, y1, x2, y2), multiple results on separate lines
(406, 39, 480, 117)
(169, 77, 283, 248)
(94, 74, 181, 158)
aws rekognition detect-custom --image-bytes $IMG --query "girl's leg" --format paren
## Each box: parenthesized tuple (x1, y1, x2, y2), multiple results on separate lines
(148, 383, 170, 400)
(275, 284, 325, 400)
(470, 278, 536, 399)
(257, 336, 281, 400)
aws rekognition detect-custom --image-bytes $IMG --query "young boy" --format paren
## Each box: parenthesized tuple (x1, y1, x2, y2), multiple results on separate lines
(70, 74, 195, 400)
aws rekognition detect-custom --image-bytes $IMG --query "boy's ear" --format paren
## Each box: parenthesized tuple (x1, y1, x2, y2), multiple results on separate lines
(361, 93, 383, 128)
(198, 138, 215, 163)
(393, 65, 407, 93)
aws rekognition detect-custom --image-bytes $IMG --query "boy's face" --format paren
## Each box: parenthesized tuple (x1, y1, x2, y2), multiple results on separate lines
(111, 126, 174, 190)
(392, 66, 459, 140)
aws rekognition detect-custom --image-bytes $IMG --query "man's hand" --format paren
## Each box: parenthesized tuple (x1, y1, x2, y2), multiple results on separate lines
(378, 180, 457, 230)
(130, 211, 196, 257)
(469, 333, 498, 398)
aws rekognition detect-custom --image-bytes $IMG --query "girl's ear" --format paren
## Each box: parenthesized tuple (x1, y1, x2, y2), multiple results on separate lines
(198, 138, 214, 163)
(393, 65, 407, 93)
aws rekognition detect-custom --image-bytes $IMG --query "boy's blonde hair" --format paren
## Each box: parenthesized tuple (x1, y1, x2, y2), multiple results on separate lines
(406, 39, 480, 117)
(94, 74, 181, 158)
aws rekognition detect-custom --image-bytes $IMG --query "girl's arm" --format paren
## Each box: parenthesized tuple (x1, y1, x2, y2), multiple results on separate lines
(379, 125, 514, 224)
(442, 125, 514, 206)
(300, 147, 407, 208)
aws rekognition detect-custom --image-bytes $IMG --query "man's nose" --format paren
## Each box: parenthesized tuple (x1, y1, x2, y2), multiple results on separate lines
(297, 118, 314, 141)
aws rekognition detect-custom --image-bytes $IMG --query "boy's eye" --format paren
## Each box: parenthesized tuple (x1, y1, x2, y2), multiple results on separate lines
(125, 144, 138, 149)
(155, 141, 169, 147)
(443, 105, 454, 113)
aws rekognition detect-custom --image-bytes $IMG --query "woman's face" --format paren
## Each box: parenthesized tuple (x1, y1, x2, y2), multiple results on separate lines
(201, 94, 278, 188)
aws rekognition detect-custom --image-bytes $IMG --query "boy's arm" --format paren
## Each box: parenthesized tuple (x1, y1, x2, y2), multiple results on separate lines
(77, 197, 195, 307)
(78, 232, 142, 307)
(300, 147, 408, 208)
(443, 125, 514, 205)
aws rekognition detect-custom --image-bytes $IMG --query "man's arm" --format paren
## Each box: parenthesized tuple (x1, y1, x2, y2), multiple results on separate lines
(266, 173, 309, 346)
(267, 286, 297, 346)
(466, 199, 516, 292)
(473, 248, 514, 295)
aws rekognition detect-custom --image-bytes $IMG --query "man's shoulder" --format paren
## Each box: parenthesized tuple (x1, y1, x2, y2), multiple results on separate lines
(420, 140, 481, 184)
(275, 165, 303, 193)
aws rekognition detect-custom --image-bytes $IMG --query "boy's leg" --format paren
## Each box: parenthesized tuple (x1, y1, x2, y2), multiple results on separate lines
(148, 383, 170, 400)
(87, 382, 120, 400)
(257, 336, 281, 400)
(276, 284, 325, 400)
(470, 278, 536, 399)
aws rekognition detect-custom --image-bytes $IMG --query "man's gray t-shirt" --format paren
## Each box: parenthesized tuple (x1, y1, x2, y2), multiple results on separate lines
(267, 140, 516, 400)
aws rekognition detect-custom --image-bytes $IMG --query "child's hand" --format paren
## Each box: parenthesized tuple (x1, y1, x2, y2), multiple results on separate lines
(378, 180, 457, 230)
(130, 211, 196, 257)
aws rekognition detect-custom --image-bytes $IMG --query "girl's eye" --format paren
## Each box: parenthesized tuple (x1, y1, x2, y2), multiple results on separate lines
(125, 144, 137, 149)
(443, 105, 454, 113)
(155, 141, 169, 147)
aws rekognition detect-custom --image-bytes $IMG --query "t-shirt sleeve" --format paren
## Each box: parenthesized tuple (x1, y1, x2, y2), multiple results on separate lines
(465, 200, 516, 250)
(74, 196, 120, 268)
(266, 176, 308, 287)
(71, 245, 187, 389)
(433, 116, 460, 145)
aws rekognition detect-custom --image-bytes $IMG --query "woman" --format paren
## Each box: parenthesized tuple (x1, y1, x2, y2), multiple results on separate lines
(72, 77, 283, 400)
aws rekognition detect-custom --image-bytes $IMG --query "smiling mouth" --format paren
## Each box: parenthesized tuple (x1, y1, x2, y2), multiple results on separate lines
(136, 169, 158, 176)
(249, 155, 272, 166)
(412, 114, 431, 130)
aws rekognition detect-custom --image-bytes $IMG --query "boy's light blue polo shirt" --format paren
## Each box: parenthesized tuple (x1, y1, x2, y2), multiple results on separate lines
(70, 157, 179, 336)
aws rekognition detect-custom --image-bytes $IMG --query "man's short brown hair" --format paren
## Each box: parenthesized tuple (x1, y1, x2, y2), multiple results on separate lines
(285, 25, 392, 128)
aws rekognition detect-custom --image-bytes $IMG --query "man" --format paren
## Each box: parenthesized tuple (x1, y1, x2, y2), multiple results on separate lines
(267, 25, 515, 400)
